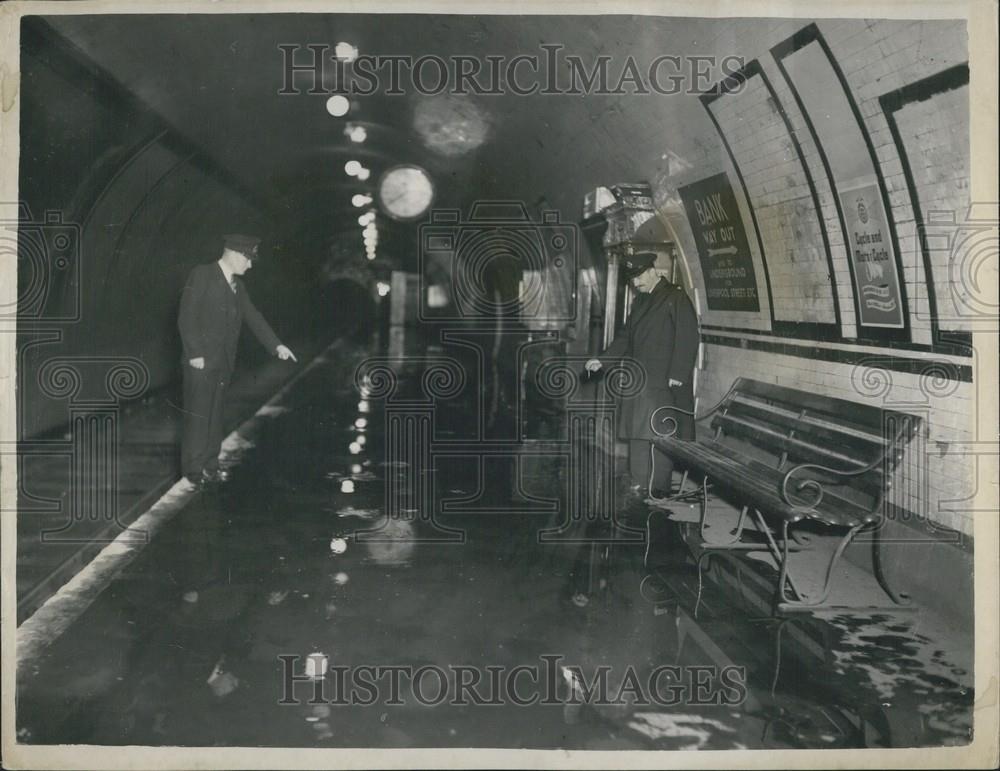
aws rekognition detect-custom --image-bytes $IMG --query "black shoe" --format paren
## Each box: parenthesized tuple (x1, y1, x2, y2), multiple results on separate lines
(201, 467, 232, 483)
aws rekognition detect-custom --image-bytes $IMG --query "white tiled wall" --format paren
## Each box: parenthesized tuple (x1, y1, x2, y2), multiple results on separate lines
(524, 18, 978, 535)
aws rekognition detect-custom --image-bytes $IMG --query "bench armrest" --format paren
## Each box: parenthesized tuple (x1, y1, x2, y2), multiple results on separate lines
(650, 380, 742, 438)
(779, 460, 882, 512)
(780, 423, 908, 512)
(650, 404, 695, 438)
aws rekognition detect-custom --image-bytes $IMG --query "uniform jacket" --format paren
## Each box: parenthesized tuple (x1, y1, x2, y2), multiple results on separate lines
(178, 262, 282, 374)
(598, 277, 699, 441)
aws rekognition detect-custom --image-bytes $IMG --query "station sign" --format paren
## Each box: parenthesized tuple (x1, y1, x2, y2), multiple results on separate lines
(679, 173, 760, 312)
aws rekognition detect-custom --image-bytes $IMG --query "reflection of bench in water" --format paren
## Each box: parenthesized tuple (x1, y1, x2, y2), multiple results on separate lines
(651, 377, 922, 613)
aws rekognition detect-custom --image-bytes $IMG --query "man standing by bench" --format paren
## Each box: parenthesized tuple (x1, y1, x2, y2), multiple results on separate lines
(585, 251, 699, 500)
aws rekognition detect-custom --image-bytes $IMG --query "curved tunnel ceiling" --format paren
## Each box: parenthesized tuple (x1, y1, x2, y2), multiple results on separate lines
(42, 13, 749, 252)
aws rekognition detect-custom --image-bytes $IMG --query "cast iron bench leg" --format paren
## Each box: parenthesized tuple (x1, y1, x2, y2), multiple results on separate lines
(775, 521, 920, 614)
(752, 511, 805, 603)
(777, 520, 865, 610)
(698, 476, 750, 546)
(871, 521, 912, 605)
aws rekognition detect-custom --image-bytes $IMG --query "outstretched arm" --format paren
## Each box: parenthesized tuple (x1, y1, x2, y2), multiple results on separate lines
(239, 288, 294, 360)
(586, 299, 635, 372)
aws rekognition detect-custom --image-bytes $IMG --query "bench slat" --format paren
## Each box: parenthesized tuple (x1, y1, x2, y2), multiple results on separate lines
(733, 377, 889, 433)
(711, 413, 886, 495)
(654, 436, 877, 528)
(723, 395, 891, 450)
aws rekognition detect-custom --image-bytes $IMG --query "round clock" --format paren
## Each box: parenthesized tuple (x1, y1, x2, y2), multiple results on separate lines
(376, 164, 435, 221)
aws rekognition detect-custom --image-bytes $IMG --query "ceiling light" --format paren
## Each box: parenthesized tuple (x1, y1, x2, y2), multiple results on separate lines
(345, 160, 362, 176)
(335, 42, 359, 62)
(377, 282, 391, 297)
(347, 125, 367, 143)
(356, 167, 371, 181)
(352, 194, 372, 207)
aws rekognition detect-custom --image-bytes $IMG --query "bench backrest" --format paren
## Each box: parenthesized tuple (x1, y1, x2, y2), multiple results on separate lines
(709, 377, 922, 500)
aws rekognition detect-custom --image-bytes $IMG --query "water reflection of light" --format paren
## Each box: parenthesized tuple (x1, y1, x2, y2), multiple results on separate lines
(356, 435, 366, 446)
(414, 94, 490, 156)
(363, 517, 416, 566)
(357, 167, 371, 181)
(355, 417, 368, 428)
(345, 160, 362, 176)
(326, 95, 350, 117)
(351, 464, 363, 474)
(349, 442, 362, 454)
(340, 479, 355, 493)
(345, 124, 367, 143)
(358, 400, 369, 413)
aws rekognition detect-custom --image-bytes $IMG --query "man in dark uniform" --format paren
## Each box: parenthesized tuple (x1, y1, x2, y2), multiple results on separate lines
(585, 251, 699, 498)
(178, 233, 297, 486)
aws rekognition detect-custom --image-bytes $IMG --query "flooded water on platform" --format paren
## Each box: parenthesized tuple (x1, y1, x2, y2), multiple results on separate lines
(16, 341, 973, 750)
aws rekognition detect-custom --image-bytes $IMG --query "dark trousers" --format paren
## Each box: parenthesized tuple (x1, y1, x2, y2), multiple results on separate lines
(181, 365, 230, 478)
(628, 439, 674, 491)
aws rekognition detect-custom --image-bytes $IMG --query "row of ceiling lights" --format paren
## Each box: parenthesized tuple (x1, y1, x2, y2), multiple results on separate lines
(324, 42, 379, 264)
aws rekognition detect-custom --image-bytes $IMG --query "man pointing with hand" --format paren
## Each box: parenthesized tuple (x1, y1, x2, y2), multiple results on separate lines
(178, 233, 297, 486)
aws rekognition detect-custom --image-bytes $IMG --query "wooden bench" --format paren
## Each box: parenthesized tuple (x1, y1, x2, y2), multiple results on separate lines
(650, 377, 922, 613)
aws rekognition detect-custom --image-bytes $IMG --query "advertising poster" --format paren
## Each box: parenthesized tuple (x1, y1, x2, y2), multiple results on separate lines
(839, 178, 906, 328)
